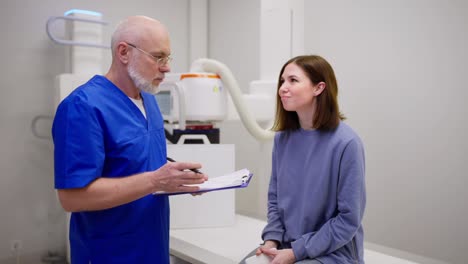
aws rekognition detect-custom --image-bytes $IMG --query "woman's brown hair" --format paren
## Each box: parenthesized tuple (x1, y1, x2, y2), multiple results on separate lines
(271, 55, 345, 131)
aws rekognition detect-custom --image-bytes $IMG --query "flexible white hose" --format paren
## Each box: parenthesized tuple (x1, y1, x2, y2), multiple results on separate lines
(190, 58, 275, 142)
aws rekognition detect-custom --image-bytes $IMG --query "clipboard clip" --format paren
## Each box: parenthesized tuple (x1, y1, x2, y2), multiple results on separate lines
(241, 175, 248, 184)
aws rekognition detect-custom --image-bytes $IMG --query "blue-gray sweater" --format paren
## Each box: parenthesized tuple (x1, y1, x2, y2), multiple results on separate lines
(262, 122, 366, 264)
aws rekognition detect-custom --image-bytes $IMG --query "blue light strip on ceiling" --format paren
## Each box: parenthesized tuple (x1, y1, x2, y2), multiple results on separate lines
(64, 9, 102, 17)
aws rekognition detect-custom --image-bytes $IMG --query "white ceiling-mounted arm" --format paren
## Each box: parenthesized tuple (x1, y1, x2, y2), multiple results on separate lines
(46, 16, 110, 49)
(190, 58, 275, 142)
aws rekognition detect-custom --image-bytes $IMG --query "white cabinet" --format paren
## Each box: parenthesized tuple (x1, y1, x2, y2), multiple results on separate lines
(168, 144, 236, 229)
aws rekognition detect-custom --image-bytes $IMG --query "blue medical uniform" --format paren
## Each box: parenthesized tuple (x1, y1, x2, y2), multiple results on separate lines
(52, 75, 169, 264)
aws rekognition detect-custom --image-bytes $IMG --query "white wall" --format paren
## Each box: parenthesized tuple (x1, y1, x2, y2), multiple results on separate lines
(211, 1, 468, 264)
(0, 0, 190, 262)
(208, 0, 273, 219)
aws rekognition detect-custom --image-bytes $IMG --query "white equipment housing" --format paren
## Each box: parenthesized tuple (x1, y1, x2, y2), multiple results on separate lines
(157, 72, 227, 130)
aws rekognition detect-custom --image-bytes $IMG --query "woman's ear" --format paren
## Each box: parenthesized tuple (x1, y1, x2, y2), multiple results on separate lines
(313, 82, 326, 96)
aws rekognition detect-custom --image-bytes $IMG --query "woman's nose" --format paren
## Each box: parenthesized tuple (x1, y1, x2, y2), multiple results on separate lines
(279, 84, 288, 94)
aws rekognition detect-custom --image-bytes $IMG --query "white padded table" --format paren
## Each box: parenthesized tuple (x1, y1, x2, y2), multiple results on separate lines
(170, 214, 421, 264)
(170, 214, 264, 264)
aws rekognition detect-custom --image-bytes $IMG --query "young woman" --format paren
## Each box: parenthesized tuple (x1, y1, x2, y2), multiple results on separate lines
(257, 55, 366, 264)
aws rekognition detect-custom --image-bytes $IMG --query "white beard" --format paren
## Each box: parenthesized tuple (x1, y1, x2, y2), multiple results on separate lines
(127, 63, 159, 94)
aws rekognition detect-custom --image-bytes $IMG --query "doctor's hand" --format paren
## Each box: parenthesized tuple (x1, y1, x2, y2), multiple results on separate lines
(150, 161, 208, 193)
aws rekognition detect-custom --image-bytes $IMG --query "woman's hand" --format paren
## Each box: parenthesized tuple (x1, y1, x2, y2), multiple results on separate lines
(256, 240, 278, 256)
(269, 248, 296, 264)
(255, 241, 295, 263)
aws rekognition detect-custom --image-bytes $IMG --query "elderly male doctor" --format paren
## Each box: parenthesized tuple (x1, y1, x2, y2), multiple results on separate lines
(52, 16, 207, 264)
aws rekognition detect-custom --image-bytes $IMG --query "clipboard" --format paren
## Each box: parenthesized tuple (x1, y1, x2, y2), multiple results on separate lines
(154, 168, 253, 196)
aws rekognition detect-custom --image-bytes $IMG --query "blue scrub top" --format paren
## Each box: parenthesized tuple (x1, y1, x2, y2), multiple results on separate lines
(52, 75, 169, 264)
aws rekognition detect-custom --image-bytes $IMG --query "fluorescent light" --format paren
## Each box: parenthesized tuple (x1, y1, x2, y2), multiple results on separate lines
(64, 9, 102, 17)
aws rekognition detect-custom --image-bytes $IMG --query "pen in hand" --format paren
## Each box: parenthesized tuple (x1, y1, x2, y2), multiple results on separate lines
(166, 157, 202, 174)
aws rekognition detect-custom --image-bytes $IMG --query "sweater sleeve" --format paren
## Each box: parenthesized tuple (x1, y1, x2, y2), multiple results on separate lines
(291, 138, 366, 260)
(261, 138, 285, 244)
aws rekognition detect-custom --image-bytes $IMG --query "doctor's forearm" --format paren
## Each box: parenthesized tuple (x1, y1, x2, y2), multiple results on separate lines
(57, 172, 155, 212)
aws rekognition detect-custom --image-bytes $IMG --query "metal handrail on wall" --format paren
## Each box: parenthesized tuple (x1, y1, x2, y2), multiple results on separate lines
(46, 15, 110, 49)
(33, 15, 110, 140)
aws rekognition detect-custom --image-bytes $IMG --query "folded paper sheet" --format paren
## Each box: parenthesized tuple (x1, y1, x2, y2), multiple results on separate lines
(245, 253, 273, 264)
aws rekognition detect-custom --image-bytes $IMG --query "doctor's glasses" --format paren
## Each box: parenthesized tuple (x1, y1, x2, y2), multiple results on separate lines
(125, 42, 172, 66)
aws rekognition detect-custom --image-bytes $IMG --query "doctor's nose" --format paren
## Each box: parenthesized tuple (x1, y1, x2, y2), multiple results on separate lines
(159, 63, 171, 73)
